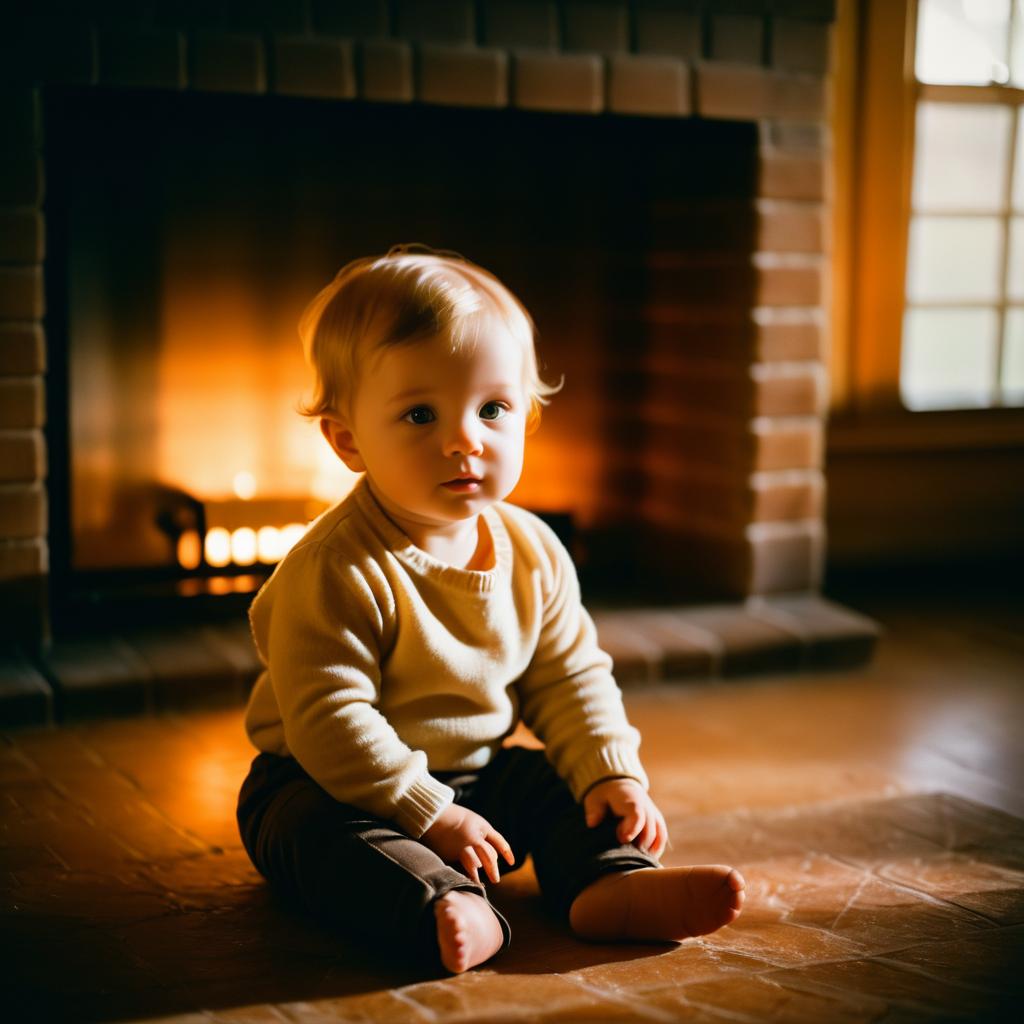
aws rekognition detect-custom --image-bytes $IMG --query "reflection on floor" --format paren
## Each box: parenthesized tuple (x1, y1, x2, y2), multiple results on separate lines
(2, 589, 1022, 1022)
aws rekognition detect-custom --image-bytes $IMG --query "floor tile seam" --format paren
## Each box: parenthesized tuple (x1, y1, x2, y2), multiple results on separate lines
(867, 950, 1021, 995)
(58, 739, 221, 857)
(825, 852, 1010, 929)
(695, 935, 875, 973)
(754, 969, 898, 1012)
(763, 962, 996, 1018)
(558, 973, 683, 1023)
(376, 987, 439, 1023)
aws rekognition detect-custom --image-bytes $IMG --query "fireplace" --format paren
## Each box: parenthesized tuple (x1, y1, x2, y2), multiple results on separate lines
(46, 83, 766, 627)
(1, 1, 867, 722)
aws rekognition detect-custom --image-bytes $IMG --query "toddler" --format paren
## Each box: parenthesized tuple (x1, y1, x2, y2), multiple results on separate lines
(236, 244, 745, 973)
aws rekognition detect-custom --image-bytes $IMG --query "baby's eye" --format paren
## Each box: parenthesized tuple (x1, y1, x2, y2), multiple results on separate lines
(479, 401, 509, 421)
(402, 406, 436, 425)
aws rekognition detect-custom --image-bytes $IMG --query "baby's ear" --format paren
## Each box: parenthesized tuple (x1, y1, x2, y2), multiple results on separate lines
(320, 416, 366, 473)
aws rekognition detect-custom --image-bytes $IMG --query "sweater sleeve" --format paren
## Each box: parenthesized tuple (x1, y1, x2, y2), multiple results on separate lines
(249, 542, 454, 837)
(514, 526, 649, 801)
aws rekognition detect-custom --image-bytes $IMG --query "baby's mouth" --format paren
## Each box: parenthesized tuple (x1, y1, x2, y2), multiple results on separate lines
(442, 476, 482, 491)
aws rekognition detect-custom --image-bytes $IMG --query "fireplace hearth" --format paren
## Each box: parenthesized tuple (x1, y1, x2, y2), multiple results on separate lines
(0, 0, 877, 726)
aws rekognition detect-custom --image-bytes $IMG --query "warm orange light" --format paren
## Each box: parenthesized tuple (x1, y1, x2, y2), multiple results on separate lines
(205, 527, 232, 568)
(257, 525, 285, 563)
(177, 529, 202, 570)
(230, 527, 257, 565)
(233, 470, 257, 500)
(281, 522, 307, 553)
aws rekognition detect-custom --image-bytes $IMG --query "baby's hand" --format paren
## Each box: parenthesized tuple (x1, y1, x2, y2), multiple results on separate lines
(583, 778, 669, 857)
(420, 804, 515, 885)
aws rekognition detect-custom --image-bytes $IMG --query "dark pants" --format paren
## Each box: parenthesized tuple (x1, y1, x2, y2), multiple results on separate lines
(236, 745, 658, 965)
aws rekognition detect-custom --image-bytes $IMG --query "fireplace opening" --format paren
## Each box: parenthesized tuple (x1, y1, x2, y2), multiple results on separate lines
(43, 85, 758, 633)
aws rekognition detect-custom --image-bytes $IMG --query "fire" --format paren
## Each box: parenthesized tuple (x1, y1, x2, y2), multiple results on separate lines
(176, 522, 310, 570)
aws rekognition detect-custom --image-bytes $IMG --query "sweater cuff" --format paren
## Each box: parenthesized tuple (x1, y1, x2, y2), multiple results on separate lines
(566, 743, 649, 803)
(392, 773, 456, 838)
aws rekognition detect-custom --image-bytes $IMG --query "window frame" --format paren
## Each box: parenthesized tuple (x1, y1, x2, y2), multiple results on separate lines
(831, 0, 1024, 447)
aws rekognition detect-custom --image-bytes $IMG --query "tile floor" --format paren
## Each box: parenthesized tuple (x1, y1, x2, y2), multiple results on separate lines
(1, 588, 1022, 1023)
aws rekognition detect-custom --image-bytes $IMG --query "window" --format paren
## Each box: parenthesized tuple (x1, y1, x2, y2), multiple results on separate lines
(903, 0, 1024, 409)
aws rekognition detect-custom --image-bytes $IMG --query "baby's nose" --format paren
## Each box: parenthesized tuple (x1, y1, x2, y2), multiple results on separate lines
(444, 418, 483, 456)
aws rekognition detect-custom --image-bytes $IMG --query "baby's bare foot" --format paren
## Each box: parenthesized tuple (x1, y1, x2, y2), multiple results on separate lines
(569, 865, 745, 942)
(434, 890, 505, 973)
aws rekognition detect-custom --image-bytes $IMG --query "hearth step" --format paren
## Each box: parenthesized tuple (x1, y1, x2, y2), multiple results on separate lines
(0, 595, 880, 727)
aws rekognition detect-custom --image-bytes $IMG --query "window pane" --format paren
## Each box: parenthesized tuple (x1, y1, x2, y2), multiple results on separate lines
(901, 308, 998, 409)
(1008, 218, 1024, 299)
(1013, 0, 1024, 84)
(1015, 108, 1024, 208)
(913, 102, 1010, 212)
(1003, 308, 1024, 402)
(917, 0, 1011, 85)
(906, 216, 1004, 302)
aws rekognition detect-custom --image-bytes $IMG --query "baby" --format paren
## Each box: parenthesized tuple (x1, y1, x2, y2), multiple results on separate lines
(236, 245, 745, 973)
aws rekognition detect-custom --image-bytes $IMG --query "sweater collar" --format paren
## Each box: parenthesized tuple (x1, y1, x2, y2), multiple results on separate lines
(351, 476, 512, 593)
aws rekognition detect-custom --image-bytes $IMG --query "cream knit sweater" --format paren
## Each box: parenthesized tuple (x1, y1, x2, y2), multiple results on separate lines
(244, 477, 648, 838)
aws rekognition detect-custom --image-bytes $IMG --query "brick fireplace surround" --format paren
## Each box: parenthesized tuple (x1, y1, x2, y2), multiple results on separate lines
(0, 0, 879, 726)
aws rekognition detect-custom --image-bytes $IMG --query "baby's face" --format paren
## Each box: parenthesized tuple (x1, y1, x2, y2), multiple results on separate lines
(347, 327, 528, 530)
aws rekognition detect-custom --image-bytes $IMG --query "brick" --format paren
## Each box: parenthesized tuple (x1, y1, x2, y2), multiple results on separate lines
(757, 199, 825, 252)
(0, 323, 45, 375)
(747, 518, 823, 592)
(697, 62, 825, 121)
(635, 1, 702, 60)
(644, 405, 822, 473)
(0, 267, 44, 321)
(0, 647, 52, 728)
(0, 482, 46, 538)
(513, 51, 603, 113)
(591, 614, 663, 685)
(753, 415, 822, 470)
(418, 44, 509, 108)
(482, 1, 559, 50)
(751, 468, 823, 520)
(760, 118, 827, 151)
(312, 0, 390, 38)
(0, 429, 46, 482)
(360, 40, 415, 102)
(608, 54, 691, 117)
(772, 17, 831, 74)
(752, 308, 824, 361)
(755, 255, 823, 306)
(190, 31, 266, 93)
(619, 611, 720, 678)
(0, 536, 47, 580)
(759, 151, 826, 199)
(0, 377, 44, 429)
(0, 152, 43, 206)
(395, 0, 475, 45)
(272, 36, 356, 99)
(746, 592, 880, 668)
(710, 14, 765, 65)
(563, 0, 630, 53)
(646, 458, 822, 526)
(42, 636, 153, 720)
(646, 253, 758, 307)
(672, 603, 802, 674)
(0, 209, 44, 263)
(752, 361, 826, 416)
(228, 0, 311, 34)
(98, 28, 186, 90)
(0, 88, 43, 149)
(121, 625, 250, 710)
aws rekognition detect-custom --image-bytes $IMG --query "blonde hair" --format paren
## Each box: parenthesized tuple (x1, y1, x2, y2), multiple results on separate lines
(298, 243, 562, 431)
